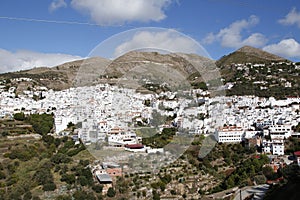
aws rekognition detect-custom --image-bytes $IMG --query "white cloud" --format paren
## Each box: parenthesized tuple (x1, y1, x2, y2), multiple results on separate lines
(49, 0, 67, 12)
(241, 33, 267, 47)
(278, 7, 300, 28)
(263, 38, 300, 58)
(114, 30, 199, 57)
(0, 49, 82, 73)
(203, 15, 267, 48)
(70, 0, 172, 25)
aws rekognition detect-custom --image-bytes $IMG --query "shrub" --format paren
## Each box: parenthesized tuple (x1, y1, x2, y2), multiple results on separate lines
(43, 182, 56, 191)
(107, 187, 116, 198)
(92, 185, 103, 193)
(14, 112, 25, 121)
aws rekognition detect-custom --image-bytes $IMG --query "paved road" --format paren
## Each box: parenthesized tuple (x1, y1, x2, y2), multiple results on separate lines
(233, 184, 269, 200)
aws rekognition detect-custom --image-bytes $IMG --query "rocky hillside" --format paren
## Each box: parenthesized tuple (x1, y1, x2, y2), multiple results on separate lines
(217, 47, 300, 98)
(0, 57, 111, 91)
(1, 46, 298, 98)
(0, 51, 218, 92)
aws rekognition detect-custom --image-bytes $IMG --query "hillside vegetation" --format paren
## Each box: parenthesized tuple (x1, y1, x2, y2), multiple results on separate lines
(0, 47, 299, 99)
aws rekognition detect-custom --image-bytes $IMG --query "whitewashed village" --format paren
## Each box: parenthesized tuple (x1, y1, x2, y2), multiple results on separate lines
(1, 64, 300, 182)
(0, 57, 300, 199)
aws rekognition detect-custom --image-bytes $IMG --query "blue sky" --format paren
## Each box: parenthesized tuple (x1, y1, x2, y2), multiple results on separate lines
(0, 0, 300, 72)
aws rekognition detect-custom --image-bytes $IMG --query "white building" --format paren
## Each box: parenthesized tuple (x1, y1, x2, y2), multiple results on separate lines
(108, 131, 141, 147)
(215, 126, 244, 143)
(262, 139, 284, 155)
(272, 139, 284, 155)
(269, 124, 292, 139)
(78, 119, 105, 143)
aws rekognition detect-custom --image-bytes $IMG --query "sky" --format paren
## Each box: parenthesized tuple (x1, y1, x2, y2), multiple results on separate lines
(0, 0, 300, 73)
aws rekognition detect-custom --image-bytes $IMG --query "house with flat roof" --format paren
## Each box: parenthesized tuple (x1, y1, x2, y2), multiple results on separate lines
(215, 126, 244, 143)
(95, 173, 112, 184)
(262, 139, 284, 155)
(269, 124, 292, 139)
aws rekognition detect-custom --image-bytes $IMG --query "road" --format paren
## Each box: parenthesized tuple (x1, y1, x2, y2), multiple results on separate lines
(233, 184, 269, 200)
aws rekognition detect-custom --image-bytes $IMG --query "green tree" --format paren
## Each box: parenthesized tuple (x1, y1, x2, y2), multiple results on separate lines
(152, 190, 160, 200)
(51, 153, 72, 164)
(67, 122, 75, 128)
(42, 135, 55, 146)
(43, 182, 56, 191)
(254, 175, 267, 185)
(92, 185, 103, 193)
(224, 176, 235, 189)
(60, 174, 76, 185)
(107, 187, 116, 198)
(282, 164, 300, 181)
(78, 176, 88, 186)
(73, 190, 96, 200)
(34, 166, 53, 185)
(0, 171, 6, 180)
(13, 112, 25, 121)
(26, 113, 54, 135)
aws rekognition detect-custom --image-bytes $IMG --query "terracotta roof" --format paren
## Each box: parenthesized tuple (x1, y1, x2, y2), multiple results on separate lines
(294, 151, 300, 157)
(125, 144, 144, 149)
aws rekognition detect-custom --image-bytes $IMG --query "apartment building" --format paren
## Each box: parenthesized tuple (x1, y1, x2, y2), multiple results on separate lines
(215, 126, 244, 143)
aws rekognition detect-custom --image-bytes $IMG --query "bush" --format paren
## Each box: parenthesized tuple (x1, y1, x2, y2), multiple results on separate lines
(263, 166, 279, 180)
(26, 113, 54, 135)
(51, 153, 72, 164)
(60, 174, 76, 185)
(92, 185, 103, 193)
(78, 176, 88, 186)
(142, 127, 176, 148)
(254, 175, 267, 184)
(0, 171, 6, 179)
(73, 191, 96, 200)
(43, 182, 56, 191)
(152, 190, 160, 200)
(42, 135, 55, 146)
(107, 187, 116, 198)
(8, 148, 36, 161)
(34, 167, 53, 185)
(14, 112, 25, 121)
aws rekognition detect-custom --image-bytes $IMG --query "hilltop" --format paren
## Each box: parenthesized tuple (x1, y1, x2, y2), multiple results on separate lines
(0, 57, 111, 91)
(1, 46, 299, 98)
(217, 47, 300, 98)
(216, 46, 289, 67)
(0, 51, 217, 92)
(102, 51, 218, 88)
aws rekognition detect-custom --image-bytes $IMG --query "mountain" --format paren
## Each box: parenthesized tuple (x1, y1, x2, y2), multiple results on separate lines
(1, 46, 297, 98)
(0, 51, 217, 92)
(216, 46, 300, 99)
(102, 51, 217, 80)
(0, 57, 111, 91)
(216, 46, 289, 67)
(97, 51, 221, 93)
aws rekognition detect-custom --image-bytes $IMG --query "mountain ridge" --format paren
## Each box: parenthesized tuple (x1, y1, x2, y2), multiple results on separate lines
(0, 46, 293, 93)
(216, 45, 289, 67)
